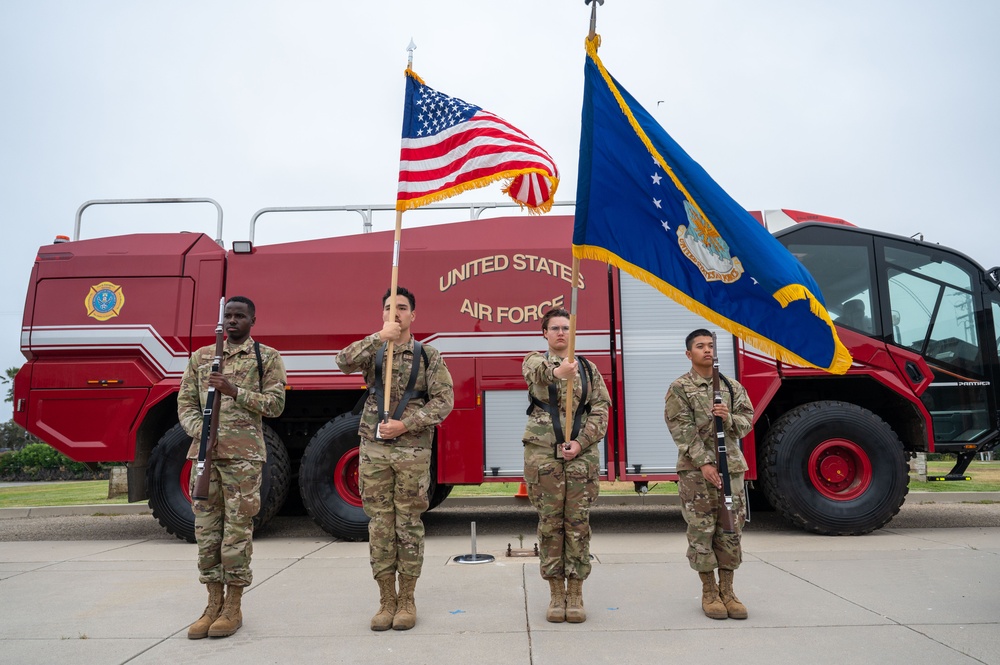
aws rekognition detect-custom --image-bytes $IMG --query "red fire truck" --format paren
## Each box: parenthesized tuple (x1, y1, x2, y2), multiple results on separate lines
(13, 201, 1000, 541)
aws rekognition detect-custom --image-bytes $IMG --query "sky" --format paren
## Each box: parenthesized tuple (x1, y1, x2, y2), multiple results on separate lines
(1, 0, 998, 421)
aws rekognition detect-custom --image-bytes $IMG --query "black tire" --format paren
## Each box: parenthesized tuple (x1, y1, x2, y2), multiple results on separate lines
(759, 401, 909, 536)
(255, 426, 292, 532)
(299, 414, 370, 541)
(299, 413, 447, 541)
(427, 442, 453, 509)
(745, 484, 774, 513)
(428, 482, 454, 509)
(147, 423, 291, 543)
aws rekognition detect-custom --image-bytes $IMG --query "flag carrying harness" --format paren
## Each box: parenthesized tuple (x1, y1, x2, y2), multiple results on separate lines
(354, 341, 429, 419)
(526, 355, 594, 444)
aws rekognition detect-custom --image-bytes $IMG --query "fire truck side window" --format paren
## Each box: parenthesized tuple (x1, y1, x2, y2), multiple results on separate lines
(992, 299, 1000, 358)
(884, 244, 983, 376)
(782, 237, 877, 336)
(884, 244, 991, 444)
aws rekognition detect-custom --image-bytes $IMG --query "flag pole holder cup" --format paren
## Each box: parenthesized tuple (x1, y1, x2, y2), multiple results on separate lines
(453, 521, 495, 564)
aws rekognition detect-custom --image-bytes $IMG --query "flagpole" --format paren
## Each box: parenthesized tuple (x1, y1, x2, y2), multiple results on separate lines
(383, 210, 403, 424)
(563, 258, 582, 446)
(382, 39, 419, 428)
(587, 0, 602, 41)
(561, 0, 603, 446)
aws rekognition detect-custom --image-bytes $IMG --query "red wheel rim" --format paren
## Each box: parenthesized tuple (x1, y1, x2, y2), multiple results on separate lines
(807, 438, 872, 501)
(334, 447, 363, 508)
(180, 459, 193, 503)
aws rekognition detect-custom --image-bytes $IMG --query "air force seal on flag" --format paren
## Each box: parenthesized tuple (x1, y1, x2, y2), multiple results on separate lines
(676, 201, 744, 284)
(85, 281, 125, 321)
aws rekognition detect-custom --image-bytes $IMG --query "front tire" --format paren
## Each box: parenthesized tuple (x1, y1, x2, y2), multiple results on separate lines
(147, 423, 291, 543)
(759, 401, 909, 535)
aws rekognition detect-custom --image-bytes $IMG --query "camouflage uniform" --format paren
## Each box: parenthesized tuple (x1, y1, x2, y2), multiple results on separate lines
(178, 336, 287, 587)
(336, 334, 454, 579)
(522, 351, 611, 581)
(664, 369, 753, 573)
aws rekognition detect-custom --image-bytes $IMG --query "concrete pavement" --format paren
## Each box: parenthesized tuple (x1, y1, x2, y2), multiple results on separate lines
(2, 490, 998, 519)
(1, 513, 998, 664)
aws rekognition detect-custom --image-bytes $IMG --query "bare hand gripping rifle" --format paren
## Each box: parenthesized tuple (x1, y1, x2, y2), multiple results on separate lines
(712, 332, 737, 534)
(192, 298, 226, 501)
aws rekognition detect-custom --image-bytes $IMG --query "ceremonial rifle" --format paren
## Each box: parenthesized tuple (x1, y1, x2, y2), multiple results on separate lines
(192, 298, 226, 501)
(712, 332, 736, 533)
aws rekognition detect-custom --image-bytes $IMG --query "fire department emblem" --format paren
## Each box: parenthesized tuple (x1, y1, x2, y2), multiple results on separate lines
(675, 201, 744, 284)
(85, 281, 125, 321)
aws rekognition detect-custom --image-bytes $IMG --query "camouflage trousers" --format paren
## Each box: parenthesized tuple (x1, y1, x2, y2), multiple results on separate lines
(677, 470, 746, 573)
(189, 458, 263, 587)
(359, 438, 431, 579)
(523, 444, 600, 581)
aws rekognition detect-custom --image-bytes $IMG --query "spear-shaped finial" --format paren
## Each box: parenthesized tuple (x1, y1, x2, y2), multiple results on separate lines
(407, 38, 417, 69)
(585, 0, 603, 40)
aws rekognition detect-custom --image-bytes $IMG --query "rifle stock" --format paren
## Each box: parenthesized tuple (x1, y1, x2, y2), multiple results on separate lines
(192, 298, 226, 501)
(712, 332, 736, 534)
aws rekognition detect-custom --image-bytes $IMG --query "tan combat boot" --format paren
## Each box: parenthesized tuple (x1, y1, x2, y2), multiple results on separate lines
(565, 578, 586, 623)
(371, 573, 397, 631)
(393, 574, 418, 630)
(718, 569, 748, 619)
(208, 585, 244, 637)
(546, 578, 566, 623)
(698, 571, 728, 619)
(187, 582, 224, 639)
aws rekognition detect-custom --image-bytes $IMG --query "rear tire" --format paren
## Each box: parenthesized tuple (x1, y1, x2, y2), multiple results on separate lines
(759, 401, 909, 535)
(428, 483, 453, 509)
(299, 414, 369, 541)
(147, 423, 290, 543)
(299, 413, 448, 540)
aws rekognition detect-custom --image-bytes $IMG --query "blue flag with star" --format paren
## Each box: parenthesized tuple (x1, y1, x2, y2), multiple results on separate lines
(574, 38, 851, 373)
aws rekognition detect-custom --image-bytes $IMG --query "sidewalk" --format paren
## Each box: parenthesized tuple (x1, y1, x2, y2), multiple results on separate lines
(0, 510, 998, 664)
(1, 491, 998, 519)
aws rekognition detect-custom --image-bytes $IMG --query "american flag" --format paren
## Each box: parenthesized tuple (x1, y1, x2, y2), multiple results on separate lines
(396, 69, 559, 213)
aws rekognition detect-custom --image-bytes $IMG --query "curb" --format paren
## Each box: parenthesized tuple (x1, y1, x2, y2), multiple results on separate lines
(0, 504, 154, 519)
(2, 492, 998, 520)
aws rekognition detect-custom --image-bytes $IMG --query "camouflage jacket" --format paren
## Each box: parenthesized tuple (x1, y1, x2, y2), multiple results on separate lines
(336, 334, 454, 447)
(178, 336, 287, 461)
(522, 351, 611, 451)
(664, 369, 753, 473)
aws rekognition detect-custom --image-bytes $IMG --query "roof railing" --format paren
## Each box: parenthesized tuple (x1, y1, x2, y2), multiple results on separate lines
(74, 198, 224, 246)
(248, 200, 574, 244)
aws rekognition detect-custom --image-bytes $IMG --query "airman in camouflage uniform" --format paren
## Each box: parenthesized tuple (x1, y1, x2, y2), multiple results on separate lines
(522, 308, 611, 624)
(665, 328, 753, 620)
(336, 286, 454, 632)
(177, 296, 287, 639)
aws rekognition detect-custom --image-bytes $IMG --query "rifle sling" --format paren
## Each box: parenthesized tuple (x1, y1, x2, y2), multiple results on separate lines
(714, 372, 735, 498)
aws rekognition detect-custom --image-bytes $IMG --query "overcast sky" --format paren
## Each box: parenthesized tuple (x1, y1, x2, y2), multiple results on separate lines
(1, 0, 998, 421)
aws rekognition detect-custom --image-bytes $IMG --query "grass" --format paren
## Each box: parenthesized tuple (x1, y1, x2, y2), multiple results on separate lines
(0, 461, 997, 507)
(455, 461, 1000, 496)
(908, 460, 1000, 492)
(0, 481, 130, 508)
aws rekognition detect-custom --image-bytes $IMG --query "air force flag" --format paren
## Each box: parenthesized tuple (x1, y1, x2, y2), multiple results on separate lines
(573, 37, 851, 374)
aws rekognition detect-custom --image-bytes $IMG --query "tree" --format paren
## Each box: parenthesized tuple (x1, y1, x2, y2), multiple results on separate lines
(0, 367, 36, 452)
(2, 366, 16, 404)
(0, 420, 38, 452)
